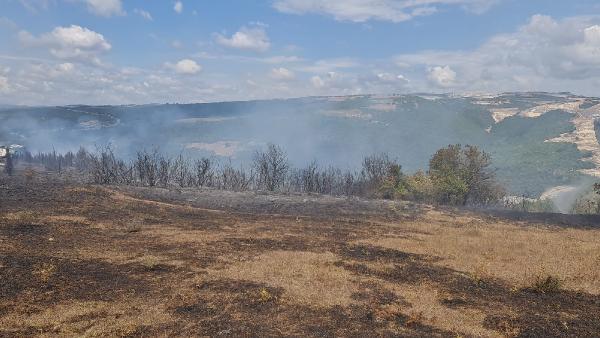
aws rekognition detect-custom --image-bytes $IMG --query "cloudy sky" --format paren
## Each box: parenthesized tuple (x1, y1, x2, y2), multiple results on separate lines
(1, 0, 600, 105)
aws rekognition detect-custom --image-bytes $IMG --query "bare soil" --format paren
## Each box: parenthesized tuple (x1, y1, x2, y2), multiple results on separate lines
(1, 175, 600, 337)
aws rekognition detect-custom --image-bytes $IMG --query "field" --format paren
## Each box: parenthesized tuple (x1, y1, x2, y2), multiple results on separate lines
(1, 174, 600, 337)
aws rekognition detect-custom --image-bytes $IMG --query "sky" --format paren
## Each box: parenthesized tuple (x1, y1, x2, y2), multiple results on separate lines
(1, 0, 600, 105)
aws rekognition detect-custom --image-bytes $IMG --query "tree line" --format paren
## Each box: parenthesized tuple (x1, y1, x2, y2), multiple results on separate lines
(12, 143, 506, 206)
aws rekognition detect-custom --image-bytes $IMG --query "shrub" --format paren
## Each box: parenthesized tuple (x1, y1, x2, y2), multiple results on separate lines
(530, 275, 562, 294)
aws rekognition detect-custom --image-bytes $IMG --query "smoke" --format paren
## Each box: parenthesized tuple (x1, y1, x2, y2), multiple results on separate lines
(0, 93, 598, 199)
(541, 178, 596, 214)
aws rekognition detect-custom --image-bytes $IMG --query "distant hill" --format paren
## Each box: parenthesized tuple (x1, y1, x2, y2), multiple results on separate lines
(1, 92, 599, 196)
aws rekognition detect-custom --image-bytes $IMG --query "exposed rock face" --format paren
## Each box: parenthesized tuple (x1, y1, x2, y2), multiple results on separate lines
(546, 102, 600, 177)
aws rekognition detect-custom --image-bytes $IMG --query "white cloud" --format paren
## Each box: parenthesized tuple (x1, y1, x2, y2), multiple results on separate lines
(18, 0, 53, 13)
(19, 25, 111, 63)
(269, 67, 295, 81)
(376, 72, 408, 83)
(134, 8, 153, 21)
(57, 62, 74, 73)
(174, 1, 183, 14)
(273, 0, 500, 23)
(428, 66, 456, 87)
(392, 15, 600, 93)
(85, 0, 125, 17)
(0, 17, 18, 30)
(215, 25, 271, 52)
(300, 58, 358, 73)
(262, 55, 303, 64)
(6, 13, 600, 105)
(308, 71, 359, 92)
(310, 75, 325, 89)
(171, 40, 183, 49)
(0, 76, 9, 93)
(168, 59, 202, 74)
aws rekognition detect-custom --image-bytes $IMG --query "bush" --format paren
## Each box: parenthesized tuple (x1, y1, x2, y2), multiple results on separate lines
(530, 275, 562, 294)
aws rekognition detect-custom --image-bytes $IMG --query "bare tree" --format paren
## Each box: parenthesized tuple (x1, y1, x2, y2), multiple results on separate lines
(253, 143, 289, 192)
(172, 153, 192, 188)
(194, 157, 215, 187)
(75, 147, 91, 172)
(299, 160, 318, 193)
(219, 161, 252, 191)
(361, 153, 398, 184)
(157, 155, 172, 188)
(4, 148, 14, 176)
(134, 149, 159, 187)
(89, 145, 132, 185)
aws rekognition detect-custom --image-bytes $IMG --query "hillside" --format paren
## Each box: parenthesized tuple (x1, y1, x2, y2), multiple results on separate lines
(1, 175, 600, 337)
(1, 92, 599, 196)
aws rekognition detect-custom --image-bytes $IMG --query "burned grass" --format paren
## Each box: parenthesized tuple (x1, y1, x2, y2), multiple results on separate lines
(1, 178, 600, 336)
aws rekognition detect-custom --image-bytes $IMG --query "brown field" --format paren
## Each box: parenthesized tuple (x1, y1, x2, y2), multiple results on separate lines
(1, 175, 600, 337)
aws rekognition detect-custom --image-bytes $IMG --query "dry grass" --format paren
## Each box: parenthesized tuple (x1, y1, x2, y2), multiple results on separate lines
(1, 211, 42, 225)
(3, 181, 600, 337)
(209, 251, 358, 307)
(387, 282, 501, 337)
(32, 262, 57, 283)
(362, 210, 600, 294)
(0, 300, 172, 337)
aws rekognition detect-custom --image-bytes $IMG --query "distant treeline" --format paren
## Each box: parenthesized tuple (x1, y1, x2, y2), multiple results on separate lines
(12, 144, 511, 207)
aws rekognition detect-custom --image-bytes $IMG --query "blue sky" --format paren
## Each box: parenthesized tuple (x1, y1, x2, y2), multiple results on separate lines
(1, 0, 600, 105)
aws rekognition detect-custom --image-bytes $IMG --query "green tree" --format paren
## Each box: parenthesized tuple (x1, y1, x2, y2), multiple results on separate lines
(403, 170, 435, 202)
(428, 144, 503, 206)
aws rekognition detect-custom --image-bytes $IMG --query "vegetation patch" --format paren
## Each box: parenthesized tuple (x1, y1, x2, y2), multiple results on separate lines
(528, 275, 562, 294)
(208, 251, 358, 307)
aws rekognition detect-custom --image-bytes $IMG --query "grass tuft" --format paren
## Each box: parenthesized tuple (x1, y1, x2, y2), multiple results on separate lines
(530, 275, 562, 294)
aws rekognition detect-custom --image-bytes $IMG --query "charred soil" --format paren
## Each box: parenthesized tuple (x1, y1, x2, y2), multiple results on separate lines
(1, 175, 600, 337)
